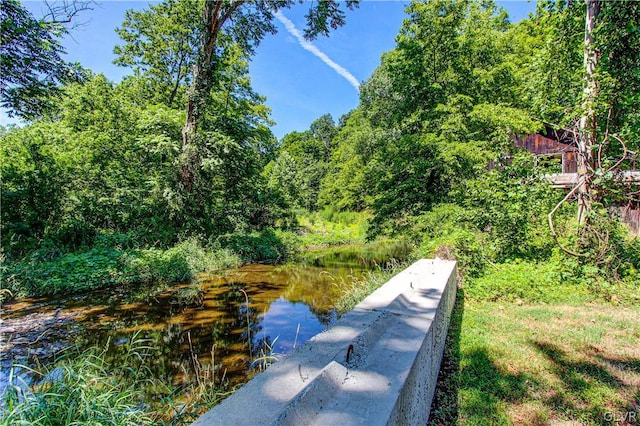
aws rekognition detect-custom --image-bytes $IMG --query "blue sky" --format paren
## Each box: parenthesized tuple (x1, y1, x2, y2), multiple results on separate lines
(7, 1, 537, 139)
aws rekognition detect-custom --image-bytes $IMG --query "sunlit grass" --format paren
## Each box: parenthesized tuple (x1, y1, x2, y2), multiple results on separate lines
(334, 259, 407, 313)
(295, 208, 371, 248)
(429, 294, 640, 425)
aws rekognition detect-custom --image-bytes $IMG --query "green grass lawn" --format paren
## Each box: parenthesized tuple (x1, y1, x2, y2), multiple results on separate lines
(429, 293, 640, 425)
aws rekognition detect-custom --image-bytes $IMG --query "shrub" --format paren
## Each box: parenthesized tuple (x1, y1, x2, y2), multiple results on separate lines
(463, 258, 590, 303)
(1, 239, 241, 299)
(215, 229, 298, 263)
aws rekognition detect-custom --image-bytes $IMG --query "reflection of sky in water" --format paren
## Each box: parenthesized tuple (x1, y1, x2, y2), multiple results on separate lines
(255, 298, 336, 354)
(0, 262, 362, 402)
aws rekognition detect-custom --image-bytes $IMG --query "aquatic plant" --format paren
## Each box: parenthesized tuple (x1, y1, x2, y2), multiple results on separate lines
(250, 336, 280, 372)
(1, 335, 154, 425)
(171, 286, 205, 308)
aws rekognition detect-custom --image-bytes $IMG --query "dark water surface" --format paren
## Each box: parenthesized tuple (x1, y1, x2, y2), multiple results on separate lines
(0, 263, 366, 398)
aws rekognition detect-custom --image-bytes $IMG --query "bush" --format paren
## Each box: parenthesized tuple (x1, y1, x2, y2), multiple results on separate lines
(1, 239, 241, 299)
(214, 229, 298, 264)
(464, 258, 590, 303)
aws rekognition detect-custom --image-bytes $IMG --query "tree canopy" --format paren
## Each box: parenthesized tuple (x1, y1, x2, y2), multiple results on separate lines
(2, 0, 638, 280)
(0, 0, 89, 119)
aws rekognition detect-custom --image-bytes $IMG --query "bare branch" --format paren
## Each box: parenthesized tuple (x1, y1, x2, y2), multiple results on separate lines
(43, 1, 94, 29)
(606, 134, 629, 173)
(548, 181, 589, 258)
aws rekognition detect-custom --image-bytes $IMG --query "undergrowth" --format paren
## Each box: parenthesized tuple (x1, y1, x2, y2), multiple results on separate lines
(0, 333, 231, 426)
(1, 238, 241, 300)
(294, 208, 370, 248)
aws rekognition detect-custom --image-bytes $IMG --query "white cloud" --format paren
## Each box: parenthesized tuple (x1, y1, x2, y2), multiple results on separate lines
(275, 11, 360, 92)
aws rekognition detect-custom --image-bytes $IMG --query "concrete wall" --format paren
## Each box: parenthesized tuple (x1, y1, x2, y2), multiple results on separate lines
(193, 258, 458, 426)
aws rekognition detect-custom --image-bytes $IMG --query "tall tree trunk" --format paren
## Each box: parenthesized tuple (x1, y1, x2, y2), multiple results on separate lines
(577, 0, 600, 225)
(180, 0, 241, 190)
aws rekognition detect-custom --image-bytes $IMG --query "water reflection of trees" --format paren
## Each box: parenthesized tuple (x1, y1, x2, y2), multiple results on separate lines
(12, 263, 361, 402)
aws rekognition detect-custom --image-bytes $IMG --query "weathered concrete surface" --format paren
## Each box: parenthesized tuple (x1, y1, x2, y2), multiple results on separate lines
(193, 258, 457, 426)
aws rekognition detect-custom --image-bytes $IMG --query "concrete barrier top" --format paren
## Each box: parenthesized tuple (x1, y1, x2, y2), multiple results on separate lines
(193, 258, 457, 426)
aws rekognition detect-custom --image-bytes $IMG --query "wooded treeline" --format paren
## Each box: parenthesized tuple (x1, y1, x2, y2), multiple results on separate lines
(1, 0, 639, 294)
(267, 0, 639, 278)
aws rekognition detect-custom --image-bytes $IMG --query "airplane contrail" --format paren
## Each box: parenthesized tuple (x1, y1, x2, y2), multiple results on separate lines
(274, 10, 360, 92)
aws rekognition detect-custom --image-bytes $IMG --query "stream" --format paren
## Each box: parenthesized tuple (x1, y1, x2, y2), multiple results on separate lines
(0, 263, 363, 400)
(0, 242, 411, 411)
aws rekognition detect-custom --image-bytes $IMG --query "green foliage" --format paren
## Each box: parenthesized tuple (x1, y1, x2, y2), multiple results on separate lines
(317, 109, 377, 211)
(1, 239, 241, 299)
(0, 0, 87, 119)
(415, 222, 487, 279)
(309, 113, 337, 161)
(295, 209, 370, 248)
(594, 1, 640, 144)
(521, 2, 584, 126)
(464, 259, 592, 303)
(4, 0, 639, 313)
(0, 74, 189, 257)
(0, 121, 75, 255)
(264, 114, 338, 211)
(0, 62, 282, 258)
(461, 155, 561, 261)
(368, 133, 447, 233)
(323, 0, 542, 233)
(1, 336, 154, 425)
(215, 229, 299, 264)
(113, 0, 199, 107)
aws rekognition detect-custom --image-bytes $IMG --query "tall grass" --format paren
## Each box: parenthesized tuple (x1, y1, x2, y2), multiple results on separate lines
(0, 333, 232, 426)
(1, 335, 154, 425)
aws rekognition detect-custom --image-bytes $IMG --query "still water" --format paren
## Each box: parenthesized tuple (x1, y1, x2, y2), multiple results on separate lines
(0, 263, 366, 398)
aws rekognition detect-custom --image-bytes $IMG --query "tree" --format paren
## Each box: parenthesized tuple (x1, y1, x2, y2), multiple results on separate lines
(310, 113, 336, 161)
(352, 0, 541, 231)
(179, 0, 358, 190)
(265, 128, 327, 210)
(575, 0, 600, 226)
(318, 108, 379, 211)
(0, 0, 89, 119)
(360, 0, 466, 134)
(538, 0, 640, 264)
(113, 0, 200, 107)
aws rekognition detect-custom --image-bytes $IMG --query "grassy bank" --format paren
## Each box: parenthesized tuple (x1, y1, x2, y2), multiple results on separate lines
(1, 238, 242, 301)
(335, 253, 639, 425)
(0, 210, 370, 302)
(429, 295, 640, 425)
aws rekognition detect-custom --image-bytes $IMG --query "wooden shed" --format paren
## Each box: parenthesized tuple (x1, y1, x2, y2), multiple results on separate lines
(512, 126, 640, 234)
(513, 127, 578, 173)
